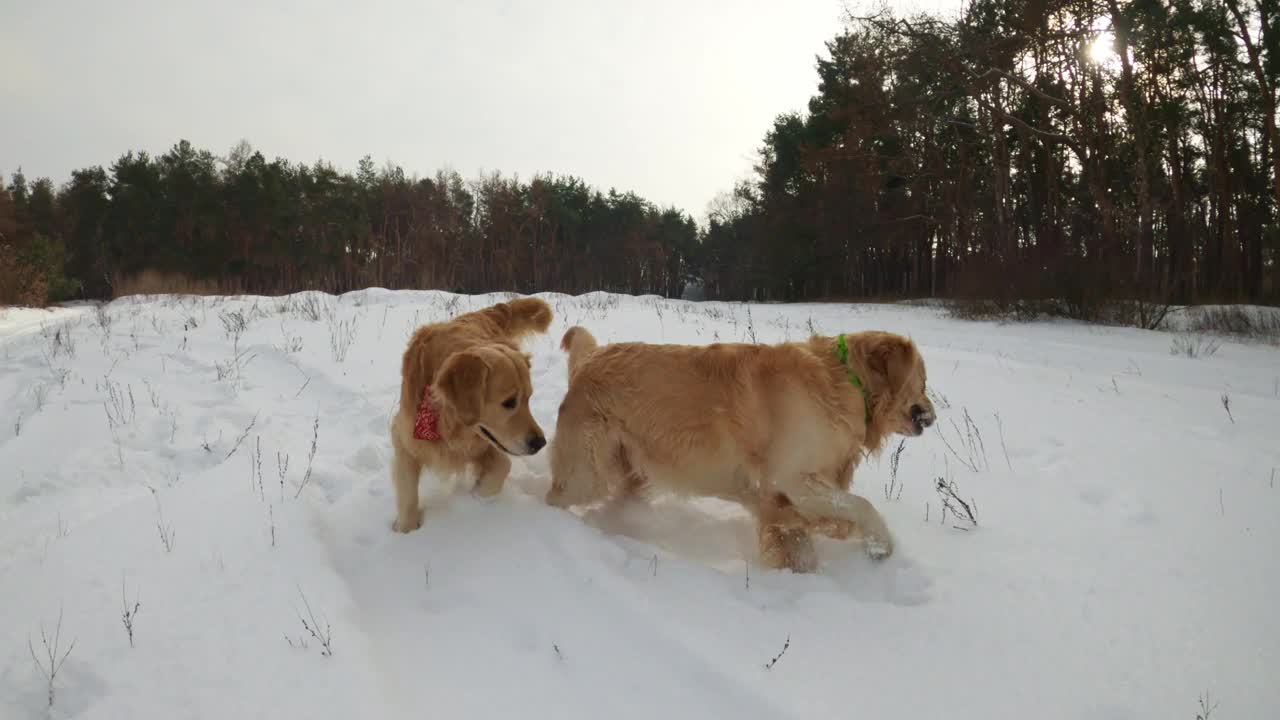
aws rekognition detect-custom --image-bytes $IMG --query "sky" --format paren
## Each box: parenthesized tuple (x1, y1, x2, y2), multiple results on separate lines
(1, 0, 955, 221)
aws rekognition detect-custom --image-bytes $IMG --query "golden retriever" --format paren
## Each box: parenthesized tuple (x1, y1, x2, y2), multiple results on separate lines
(547, 325, 935, 572)
(389, 297, 553, 532)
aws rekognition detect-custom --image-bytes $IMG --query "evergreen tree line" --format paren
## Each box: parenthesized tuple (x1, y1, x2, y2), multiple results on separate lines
(2, 0, 1277, 312)
(0, 140, 697, 304)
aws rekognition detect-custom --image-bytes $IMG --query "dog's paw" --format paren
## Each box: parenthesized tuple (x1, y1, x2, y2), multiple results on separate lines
(392, 510, 424, 533)
(864, 535, 893, 561)
(472, 476, 505, 498)
(544, 484, 570, 508)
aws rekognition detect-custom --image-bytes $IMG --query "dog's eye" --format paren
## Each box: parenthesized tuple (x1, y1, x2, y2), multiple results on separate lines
(502, 395, 518, 410)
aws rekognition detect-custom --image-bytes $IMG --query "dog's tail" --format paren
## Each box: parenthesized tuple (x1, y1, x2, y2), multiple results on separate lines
(561, 325, 599, 378)
(479, 296, 553, 339)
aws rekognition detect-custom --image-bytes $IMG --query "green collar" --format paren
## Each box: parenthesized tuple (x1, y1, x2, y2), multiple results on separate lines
(835, 334, 872, 423)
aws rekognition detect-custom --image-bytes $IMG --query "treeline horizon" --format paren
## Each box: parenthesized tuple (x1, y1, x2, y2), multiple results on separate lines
(0, 142, 699, 304)
(2, 0, 1278, 317)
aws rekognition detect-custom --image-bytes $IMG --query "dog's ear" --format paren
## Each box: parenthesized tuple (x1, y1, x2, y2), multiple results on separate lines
(865, 333, 916, 394)
(436, 350, 491, 425)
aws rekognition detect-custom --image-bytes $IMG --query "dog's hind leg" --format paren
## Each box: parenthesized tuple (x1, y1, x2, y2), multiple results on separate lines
(546, 433, 611, 509)
(603, 442, 650, 504)
(546, 403, 612, 509)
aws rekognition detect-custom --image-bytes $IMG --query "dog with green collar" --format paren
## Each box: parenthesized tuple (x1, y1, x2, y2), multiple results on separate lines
(548, 325, 936, 573)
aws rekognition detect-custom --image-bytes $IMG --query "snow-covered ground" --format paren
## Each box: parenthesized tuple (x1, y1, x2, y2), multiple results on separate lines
(1, 290, 1276, 719)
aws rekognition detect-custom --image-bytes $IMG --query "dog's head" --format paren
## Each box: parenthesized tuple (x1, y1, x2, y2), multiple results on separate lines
(861, 332, 935, 437)
(435, 344, 546, 456)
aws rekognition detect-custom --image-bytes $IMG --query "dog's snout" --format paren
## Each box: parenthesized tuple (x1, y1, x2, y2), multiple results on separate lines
(911, 404, 935, 428)
(527, 434, 547, 454)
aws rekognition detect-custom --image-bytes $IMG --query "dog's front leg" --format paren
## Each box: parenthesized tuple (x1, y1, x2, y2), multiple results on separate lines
(751, 492, 818, 573)
(779, 474, 894, 560)
(809, 517, 856, 540)
(391, 448, 424, 533)
(472, 448, 512, 497)
(807, 456, 859, 540)
(758, 523, 818, 573)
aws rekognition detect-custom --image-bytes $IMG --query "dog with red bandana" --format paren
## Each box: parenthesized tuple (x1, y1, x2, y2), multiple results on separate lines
(389, 297, 553, 532)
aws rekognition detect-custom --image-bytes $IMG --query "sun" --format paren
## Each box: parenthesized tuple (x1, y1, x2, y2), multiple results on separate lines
(1087, 31, 1117, 65)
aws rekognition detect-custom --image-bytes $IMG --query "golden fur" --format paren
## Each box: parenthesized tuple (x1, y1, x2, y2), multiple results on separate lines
(548, 326, 935, 572)
(389, 297, 553, 532)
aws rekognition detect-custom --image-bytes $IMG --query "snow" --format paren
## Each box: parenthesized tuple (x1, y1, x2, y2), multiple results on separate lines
(1, 290, 1277, 719)
(0, 306, 92, 345)
(1160, 304, 1280, 336)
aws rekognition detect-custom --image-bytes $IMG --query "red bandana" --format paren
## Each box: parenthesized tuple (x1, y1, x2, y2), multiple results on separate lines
(414, 385, 442, 441)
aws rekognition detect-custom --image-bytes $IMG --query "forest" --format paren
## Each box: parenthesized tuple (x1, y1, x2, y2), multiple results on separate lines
(2, 0, 1277, 318)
